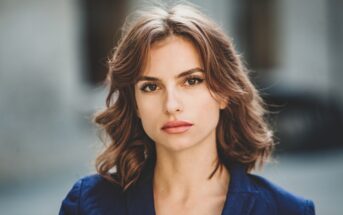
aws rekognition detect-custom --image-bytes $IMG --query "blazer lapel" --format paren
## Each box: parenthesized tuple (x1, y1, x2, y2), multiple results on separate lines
(125, 171, 156, 215)
(221, 162, 259, 215)
(125, 162, 258, 215)
(221, 192, 257, 215)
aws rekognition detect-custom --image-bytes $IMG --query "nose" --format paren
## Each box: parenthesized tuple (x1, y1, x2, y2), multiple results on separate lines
(164, 87, 183, 115)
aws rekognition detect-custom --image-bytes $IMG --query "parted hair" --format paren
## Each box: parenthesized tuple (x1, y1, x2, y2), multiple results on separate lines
(94, 3, 274, 190)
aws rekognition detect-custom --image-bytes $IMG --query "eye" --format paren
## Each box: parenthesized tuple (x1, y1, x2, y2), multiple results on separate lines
(140, 83, 159, 93)
(184, 76, 204, 86)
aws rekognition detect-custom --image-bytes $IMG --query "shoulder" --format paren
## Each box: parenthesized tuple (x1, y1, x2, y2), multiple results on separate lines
(248, 174, 315, 215)
(59, 174, 126, 215)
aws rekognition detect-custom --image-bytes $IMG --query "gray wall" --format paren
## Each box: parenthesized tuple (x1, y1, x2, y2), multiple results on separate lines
(275, 0, 331, 94)
(0, 0, 97, 185)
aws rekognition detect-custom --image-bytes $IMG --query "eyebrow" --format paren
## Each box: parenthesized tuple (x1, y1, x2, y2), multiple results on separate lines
(137, 67, 204, 82)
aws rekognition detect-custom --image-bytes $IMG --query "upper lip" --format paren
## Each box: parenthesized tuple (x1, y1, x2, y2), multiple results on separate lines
(161, 120, 193, 129)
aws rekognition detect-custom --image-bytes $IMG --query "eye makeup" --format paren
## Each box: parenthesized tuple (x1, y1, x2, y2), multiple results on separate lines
(183, 75, 204, 86)
(140, 82, 160, 93)
(138, 74, 205, 93)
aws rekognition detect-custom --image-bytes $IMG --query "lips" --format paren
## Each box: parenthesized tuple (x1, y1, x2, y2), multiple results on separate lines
(161, 120, 193, 134)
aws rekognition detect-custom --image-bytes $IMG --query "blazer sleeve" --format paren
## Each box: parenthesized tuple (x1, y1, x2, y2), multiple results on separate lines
(59, 179, 82, 215)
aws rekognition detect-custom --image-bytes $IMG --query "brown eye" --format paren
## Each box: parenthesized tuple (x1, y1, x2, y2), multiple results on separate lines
(140, 83, 159, 92)
(184, 76, 204, 86)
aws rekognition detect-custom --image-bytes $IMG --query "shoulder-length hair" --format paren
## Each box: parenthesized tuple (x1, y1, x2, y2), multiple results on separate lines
(94, 3, 274, 190)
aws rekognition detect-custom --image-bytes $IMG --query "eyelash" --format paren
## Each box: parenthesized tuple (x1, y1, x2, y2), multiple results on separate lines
(140, 75, 204, 93)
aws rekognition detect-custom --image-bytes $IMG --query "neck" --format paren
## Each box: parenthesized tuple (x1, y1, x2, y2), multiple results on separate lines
(153, 137, 229, 200)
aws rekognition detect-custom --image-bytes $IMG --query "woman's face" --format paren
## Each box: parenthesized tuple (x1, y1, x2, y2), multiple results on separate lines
(134, 36, 226, 152)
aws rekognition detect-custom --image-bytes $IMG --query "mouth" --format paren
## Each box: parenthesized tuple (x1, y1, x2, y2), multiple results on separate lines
(161, 121, 193, 134)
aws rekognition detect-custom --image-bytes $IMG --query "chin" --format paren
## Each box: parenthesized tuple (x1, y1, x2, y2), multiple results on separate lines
(161, 138, 200, 152)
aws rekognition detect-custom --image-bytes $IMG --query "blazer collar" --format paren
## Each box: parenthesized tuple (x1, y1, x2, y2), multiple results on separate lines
(221, 162, 259, 215)
(125, 162, 258, 215)
(125, 168, 156, 215)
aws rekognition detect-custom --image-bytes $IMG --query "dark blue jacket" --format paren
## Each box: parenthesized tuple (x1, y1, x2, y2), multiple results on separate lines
(59, 163, 315, 215)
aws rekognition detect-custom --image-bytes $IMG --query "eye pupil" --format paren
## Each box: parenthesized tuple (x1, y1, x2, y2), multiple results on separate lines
(188, 78, 197, 85)
(148, 84, 157, 91)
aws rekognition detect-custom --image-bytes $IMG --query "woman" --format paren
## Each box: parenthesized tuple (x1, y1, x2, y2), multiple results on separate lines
(59, 4, 315, 215)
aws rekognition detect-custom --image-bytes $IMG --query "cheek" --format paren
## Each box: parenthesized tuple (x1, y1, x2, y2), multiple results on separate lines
(136, 96, 161, 133)
(195, 93, 221, 113)
(193, 94, 221, 125)
(136, 96, 158, 117)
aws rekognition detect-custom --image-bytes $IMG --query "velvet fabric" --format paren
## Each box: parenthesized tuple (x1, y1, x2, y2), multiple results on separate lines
(59, 162, 315, 215)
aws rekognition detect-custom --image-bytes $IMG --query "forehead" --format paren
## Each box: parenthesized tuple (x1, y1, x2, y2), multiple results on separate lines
(141, 36, 203, 76)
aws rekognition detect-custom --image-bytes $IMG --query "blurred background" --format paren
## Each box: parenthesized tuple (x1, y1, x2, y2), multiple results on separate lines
(1, 0, 342, 214)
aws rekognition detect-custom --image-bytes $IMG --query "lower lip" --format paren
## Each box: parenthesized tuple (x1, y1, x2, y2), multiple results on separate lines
(162, 125, 193, 134)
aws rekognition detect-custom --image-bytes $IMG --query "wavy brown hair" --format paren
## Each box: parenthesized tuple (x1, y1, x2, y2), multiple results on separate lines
(94, 3, 274, 190)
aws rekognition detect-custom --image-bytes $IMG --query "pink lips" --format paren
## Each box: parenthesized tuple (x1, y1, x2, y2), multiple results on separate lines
(161, 120, 193, 134)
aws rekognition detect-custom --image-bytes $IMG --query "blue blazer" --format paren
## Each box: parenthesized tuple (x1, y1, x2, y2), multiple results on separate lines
(59, 162, 315, 215)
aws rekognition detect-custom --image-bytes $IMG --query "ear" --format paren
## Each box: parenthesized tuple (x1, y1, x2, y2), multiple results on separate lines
(136, 104, 141, 118)
(219, 97, 228, 110)
(211, 91, 228, 110)
(136, 108, 141, 118)
(134, 98, 141, 118)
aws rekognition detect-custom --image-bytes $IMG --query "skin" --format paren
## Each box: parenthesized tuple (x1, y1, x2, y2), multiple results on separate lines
(134, 36, 229, 215)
